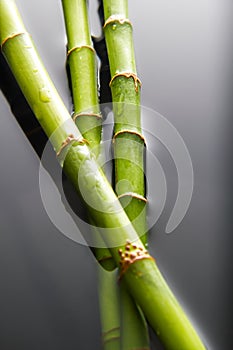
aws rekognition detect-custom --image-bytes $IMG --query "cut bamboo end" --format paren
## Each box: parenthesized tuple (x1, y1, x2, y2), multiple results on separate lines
(66, 44, 96, 60)
(103, 15, 132, 29)
(72, 112, 102, 123)
(118, 241, 154, 281)
(113, 129, 146, 145)
(109, 72, 142, 92)
(56, 134, 88, 157)
(1, 32, 29, 49)
(118, 192, 147, 204)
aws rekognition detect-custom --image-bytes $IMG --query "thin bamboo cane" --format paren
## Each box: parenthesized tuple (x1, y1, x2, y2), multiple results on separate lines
(0, 1, 206, 348)
(61, 0, 115, 272)
(93, 1, 150, 347)
(61, 2, 120, 348)
(101, 0, 150, 348)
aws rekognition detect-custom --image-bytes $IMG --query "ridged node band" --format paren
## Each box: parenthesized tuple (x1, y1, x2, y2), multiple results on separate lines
(113, 129, 146, 145)
(102, 326, 120, 346)
(72, 112, 102, 123)
(56, 134, 88, 157)
(118, 240, 154, 280)
(109, 72, 142, 92)
(102, 327, 120, 337)
(102, 336, 120, 346)
(103, 15, 132, 29)
(1, 32, 29, 49)
(118, 192, 147, 204)
(67, 45, 95, 59)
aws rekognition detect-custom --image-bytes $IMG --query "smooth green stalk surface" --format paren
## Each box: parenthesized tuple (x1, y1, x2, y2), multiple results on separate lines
(103, 0, 147, 247)
(62, 0, 101, 155)
(62, 2, 119, 348)
(103, 0, 149, 348)
(98, 267, 120, 350)
(62, 0, 115, 271)
(0, 1, 206, 348)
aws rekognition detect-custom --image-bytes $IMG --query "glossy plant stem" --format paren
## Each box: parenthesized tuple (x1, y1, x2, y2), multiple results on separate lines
(0, 1, 206, 349)
(98, 267, 120, 350)
(61, 2, 119, 349)
(102, 1, 150, 349)
(62, 0, 115, 272)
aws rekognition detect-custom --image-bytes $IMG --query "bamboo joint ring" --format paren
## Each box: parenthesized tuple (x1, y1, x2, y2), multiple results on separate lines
(109, 72, 142, 92)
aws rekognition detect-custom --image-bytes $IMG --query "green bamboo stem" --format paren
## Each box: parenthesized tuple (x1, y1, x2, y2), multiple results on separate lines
(0, 1, 206, 348)
(103, 0, 147, 247)
(61, 0, 100, 156)
(98, 267, 120, 350)
(61, 2, 119, 348)
(61, 0, 115, 272)
(102, 1, 150, 348)
(93, 1, 150, 347)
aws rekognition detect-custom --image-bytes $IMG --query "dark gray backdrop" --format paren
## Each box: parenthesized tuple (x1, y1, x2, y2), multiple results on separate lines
(0, 1, 232, 349)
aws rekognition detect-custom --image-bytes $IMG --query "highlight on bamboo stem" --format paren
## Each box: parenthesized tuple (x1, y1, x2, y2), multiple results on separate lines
(61, 2, 121, 349)
(92, 0, 151, 348)
(0, 1, 206, 349)
(102, 0, 150, 347)
(62, 0, 116, 271)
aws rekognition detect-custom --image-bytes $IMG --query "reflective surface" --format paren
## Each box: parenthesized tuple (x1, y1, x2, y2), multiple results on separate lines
(0, 1, 232, 349)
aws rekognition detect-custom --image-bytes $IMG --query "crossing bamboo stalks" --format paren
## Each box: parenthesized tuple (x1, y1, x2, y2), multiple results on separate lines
(0, 1, 206, 348)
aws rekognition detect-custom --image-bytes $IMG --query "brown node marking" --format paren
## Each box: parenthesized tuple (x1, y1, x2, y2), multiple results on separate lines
(1, 32, 29, 49)
(103, 15, 132, 29)
(118, 241, 154, 280)
(102, 327, 120, 337)
(109, 72, 142, 92)
(97, 255, 113, 263)
(118, 192, 147, 204)
(67, 45, 95, 59)
(113, 129, 146, 145)
(72, 112, 102, 123)
(56, 134, 87, 157)
(102, 336, 121, 345)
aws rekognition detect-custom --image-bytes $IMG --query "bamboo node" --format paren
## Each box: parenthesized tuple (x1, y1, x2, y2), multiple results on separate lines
(72, 112, 102, 123)
(102, 327, 120, 337)
(103, 15, 132, 29)
(1, 32, 29, 49)
(109, 72, 142, 92)
(56, 134, 88, 157)
(113, 129, 146, 145)
(118, 192, 147, 203)
(118, 241, 154, 280)
(67, 45, 95, 60)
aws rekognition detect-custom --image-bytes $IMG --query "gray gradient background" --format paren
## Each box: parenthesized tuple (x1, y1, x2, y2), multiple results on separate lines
(0, 0, 232, 349)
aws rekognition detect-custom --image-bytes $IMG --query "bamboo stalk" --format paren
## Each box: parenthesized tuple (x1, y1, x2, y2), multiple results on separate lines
(0, 1, 206, 348)
(61, 0, 115, 272)
(101, 0, 150, 348)
(62, 0, 101, 157)
(61, 2, 120, 349)
(98, 267, 120, 350)
(103, 1, 147, 248)
(93, 1, 150, 347)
